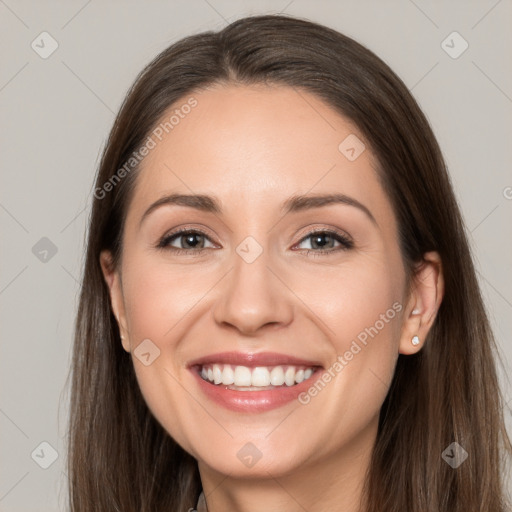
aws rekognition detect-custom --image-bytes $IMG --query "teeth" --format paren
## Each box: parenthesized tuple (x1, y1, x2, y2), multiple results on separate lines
(284, 366, 295, 386)
(251, 367, 270, 386)
(221, 365, 234, 385)
(213, 365, 223, 385)
(199, 363, 317, 388)
(270, 366, 285, 386)
(233, 366, 252, 386)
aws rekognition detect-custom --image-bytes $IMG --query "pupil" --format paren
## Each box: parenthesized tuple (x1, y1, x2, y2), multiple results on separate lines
(312, 234, 332, 249)
(185, 233, 203, 248)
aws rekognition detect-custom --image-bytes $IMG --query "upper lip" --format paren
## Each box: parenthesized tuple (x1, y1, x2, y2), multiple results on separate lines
(188, 351, 323, 368)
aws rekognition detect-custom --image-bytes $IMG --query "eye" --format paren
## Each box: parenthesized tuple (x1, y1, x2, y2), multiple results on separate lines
(156, 228, 216, 254)
(155, 227, 354, 257)
(294, 229, 353, 255)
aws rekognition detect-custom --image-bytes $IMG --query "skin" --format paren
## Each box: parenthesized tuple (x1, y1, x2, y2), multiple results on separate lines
(100, 84, 444, 512)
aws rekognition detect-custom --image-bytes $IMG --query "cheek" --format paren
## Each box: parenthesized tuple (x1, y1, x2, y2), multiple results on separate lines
(292, 255, 402, 348)
(119, 261, 197, 453)
(294, 257, 403, 410)
(122, 254, 210, 343)
(118, 255, 221, 449)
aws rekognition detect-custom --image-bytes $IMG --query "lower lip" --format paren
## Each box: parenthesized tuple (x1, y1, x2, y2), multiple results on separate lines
(190, 367, 323, 413)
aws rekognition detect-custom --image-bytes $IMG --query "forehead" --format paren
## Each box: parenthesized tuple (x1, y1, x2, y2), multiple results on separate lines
(127, 84, 395, 230)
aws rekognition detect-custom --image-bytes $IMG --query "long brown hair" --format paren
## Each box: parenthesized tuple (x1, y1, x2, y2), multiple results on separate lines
(66, 14, 512, 511)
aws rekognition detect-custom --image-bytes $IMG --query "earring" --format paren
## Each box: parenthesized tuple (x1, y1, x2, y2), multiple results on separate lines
(411, 335, 420, 346)
(120, 334, 125, 340)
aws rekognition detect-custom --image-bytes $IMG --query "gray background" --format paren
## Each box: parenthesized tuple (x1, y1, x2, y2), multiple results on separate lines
(1, 0, 511, 510)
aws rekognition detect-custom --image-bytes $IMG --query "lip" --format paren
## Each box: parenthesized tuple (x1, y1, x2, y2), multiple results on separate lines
(187, 351, 323, 368)
(188, 351, 324, 413)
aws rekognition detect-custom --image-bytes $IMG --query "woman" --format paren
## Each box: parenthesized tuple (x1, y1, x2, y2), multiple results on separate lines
(67, 14, 512, 512)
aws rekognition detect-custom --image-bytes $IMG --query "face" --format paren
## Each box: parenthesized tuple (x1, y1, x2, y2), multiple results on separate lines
(101, 84, 440, 480)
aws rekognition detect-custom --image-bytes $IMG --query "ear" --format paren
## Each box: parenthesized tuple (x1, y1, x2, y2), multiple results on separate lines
(399, 251, 444, 355)
(99, 250, 131, 352)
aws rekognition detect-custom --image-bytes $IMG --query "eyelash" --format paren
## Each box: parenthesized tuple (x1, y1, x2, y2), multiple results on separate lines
(156, 227, 354, 257)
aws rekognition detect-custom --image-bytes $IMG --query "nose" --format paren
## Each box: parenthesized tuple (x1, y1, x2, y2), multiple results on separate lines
(212, 248, 294, 336)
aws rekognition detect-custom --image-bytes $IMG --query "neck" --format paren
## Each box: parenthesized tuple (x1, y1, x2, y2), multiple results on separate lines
(197, 418, 377, 512)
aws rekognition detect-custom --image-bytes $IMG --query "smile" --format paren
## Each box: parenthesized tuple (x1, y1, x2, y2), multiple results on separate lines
(188, 351, 324, 412)
(200, 364, 317, 389)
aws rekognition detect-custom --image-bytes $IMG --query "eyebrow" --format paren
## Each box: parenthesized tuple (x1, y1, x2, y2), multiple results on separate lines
(139, 192, 378, 227)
